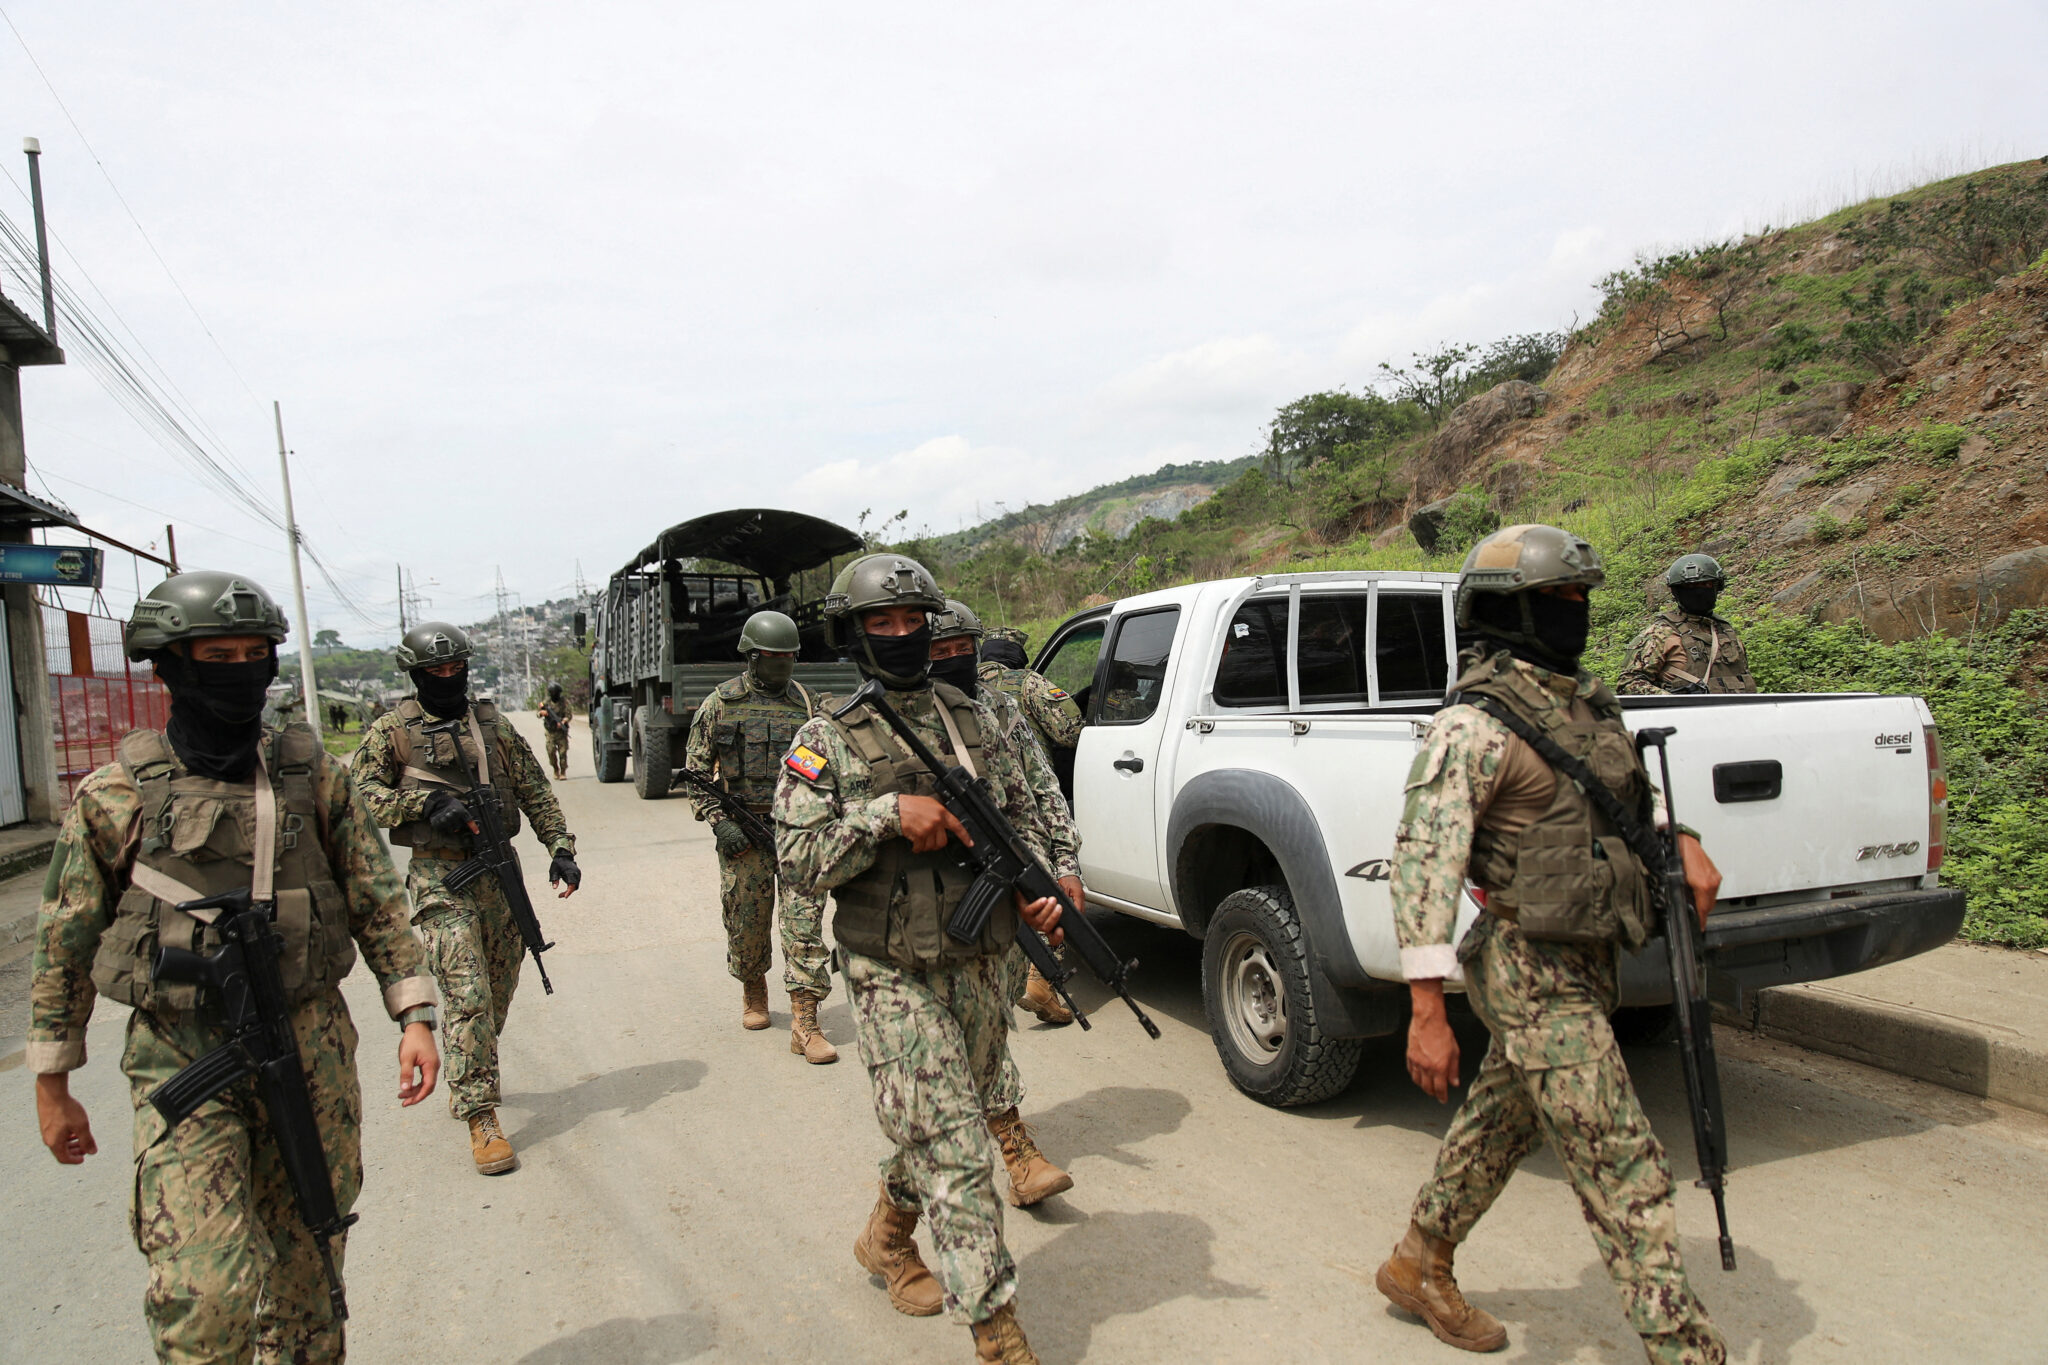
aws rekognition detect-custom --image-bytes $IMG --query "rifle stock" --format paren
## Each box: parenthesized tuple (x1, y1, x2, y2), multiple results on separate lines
(837, 680, 1160, 1039)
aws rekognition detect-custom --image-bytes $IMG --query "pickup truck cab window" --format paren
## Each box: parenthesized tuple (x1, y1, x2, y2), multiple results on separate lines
(1098, 608, 1181, 724)
(1215, 600, 1289, 707)
(1374, 590, 1451, 700)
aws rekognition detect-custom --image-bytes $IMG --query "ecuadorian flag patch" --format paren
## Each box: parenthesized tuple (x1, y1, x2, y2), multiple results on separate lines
(1046, 686, 1069, 701)
(784, 744, 827, 782)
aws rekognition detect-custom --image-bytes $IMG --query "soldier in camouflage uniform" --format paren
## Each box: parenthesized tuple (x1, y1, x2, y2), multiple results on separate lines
(930, 600, 1077, 1209)
(682, 609, 837, 1062)
(28, 571, 441, 1364)
(1374, 525, 1727, 1363)
(774, 556, 1062, 1364)
(1617, 554, 1756, 695)
(976, 626, 1082, 759)
(539, 681, 573, 778)
(353, 620, 582, 1176)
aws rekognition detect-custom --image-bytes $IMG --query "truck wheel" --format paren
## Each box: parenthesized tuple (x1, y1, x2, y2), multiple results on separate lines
(593, 705, 626, 784)
(632, 705, 672, 800)
(1201, 885, 1363, 1107)
(1609, 1004, 1678, 1047)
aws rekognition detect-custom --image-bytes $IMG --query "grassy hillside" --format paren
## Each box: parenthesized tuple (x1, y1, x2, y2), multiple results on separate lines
(906, 157, 2048, 946)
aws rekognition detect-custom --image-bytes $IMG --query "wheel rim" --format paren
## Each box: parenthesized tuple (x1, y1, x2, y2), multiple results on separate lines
(1219, 929, 1288, 1065)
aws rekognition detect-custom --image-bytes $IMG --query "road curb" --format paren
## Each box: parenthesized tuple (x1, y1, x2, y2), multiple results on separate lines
(0, 839, 52, 885)
(1745, 982, 2048, 1117)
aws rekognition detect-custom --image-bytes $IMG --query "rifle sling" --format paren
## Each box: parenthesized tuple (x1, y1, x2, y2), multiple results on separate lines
(1463, 696, 1667, 875)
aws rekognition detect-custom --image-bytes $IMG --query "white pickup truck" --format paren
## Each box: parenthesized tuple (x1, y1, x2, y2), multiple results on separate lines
(1032, 571, 1964, 1106)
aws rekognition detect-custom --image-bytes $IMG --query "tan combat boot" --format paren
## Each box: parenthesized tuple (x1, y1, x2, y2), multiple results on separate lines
(852, 1184, 943, 1317)
(467, 1108, 518, 1176)
(970, 1302, 1039, 1364)
(987, 1107, 1073, 1207)
(1375, 1221, 1507, 1352)
(741, 976, 771, 1030)
(789, 991, 840, 1064)
(1019, 966, 1074, 1026)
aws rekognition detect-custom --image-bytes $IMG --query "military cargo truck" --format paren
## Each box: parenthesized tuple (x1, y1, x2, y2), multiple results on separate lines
(581, 508, 865, 798)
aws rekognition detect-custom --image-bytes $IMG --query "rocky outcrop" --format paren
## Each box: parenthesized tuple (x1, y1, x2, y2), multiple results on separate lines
(1423, 381, 1549, 484)
(1817, 545, 2048, 642)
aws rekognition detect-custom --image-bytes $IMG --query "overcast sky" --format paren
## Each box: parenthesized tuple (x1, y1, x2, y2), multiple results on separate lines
(2, 1, 2043, 643)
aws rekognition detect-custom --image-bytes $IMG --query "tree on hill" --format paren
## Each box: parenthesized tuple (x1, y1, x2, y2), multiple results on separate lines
(1262, 390, 1420, 484)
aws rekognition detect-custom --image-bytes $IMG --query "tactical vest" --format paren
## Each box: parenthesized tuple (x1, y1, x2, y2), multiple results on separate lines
(829, 682, 1016, 970)
(386, 698, 521, 848)
(708, 676, 816, 808)
(1659, 607, 1755, 693)
(1453, 653, 1655, 949)
(90, 726, 356, 1015)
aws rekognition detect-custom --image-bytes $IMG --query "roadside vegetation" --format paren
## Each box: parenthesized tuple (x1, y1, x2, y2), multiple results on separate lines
(891, 158, 2048, 947)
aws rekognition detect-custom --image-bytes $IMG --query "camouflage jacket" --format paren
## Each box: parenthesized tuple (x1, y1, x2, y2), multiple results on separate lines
(773, 684, 1058, 898)
(684, 674, 818, 817)
(28, 731, 433, 1074)
(352, 705, 575, 857)
(981, 685, 1080, 879)
(1391, 657, 1669, 981)
(977, 660, 1082, 753)
(1616, 606, 1756, 695)
(538, 698, 573, 735)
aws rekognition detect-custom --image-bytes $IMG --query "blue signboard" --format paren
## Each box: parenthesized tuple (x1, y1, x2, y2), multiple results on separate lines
(0, 544, 103, 587)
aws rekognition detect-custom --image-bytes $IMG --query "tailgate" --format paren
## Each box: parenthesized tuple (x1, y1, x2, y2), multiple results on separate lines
(1623, 694, 1932, 900)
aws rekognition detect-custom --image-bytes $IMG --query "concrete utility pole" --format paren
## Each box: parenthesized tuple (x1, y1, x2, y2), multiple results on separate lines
(273, 402, 320, 740)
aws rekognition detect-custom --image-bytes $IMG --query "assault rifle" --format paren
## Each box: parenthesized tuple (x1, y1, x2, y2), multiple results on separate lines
(1635, 726, 1737, 1272)
(834, 680, 1161, 1039)
(421, 718, 556, 994)
(148, 887, 358, 1322)
(1465, 701, 1735, 1270)
(673, 766, 777, 857)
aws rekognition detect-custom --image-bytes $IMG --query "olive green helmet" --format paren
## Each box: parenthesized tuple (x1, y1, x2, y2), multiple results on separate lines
(983, 625, 1028, 648)
(126, 570, 289, 661)
(1665, 553, 1727, 588)
(737, 609, 802, 655)
(931, 599, 985, 643)
(395, 621, 472, 670)
(823, 552, 944, 686)
(1454, 523, 1606, 627)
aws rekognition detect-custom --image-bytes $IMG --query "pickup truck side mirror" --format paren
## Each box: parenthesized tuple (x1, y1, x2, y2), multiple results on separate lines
(573, 611, 587, 649)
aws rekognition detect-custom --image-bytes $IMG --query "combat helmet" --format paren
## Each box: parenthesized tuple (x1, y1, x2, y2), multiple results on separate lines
(395, 621, 472, 671)
(737, 609, 802, 656)
(983, 625, 1028, 648)
(822, 552, 944, 687)
(1453, 523, 1606, 627)
(547, 681, 564, 700)
(1665, 553, 1726, 588)
(931, 599, 985, 643)
(126, 570, 289, 661)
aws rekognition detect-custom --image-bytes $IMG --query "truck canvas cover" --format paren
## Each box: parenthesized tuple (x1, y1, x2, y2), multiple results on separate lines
(616, 508, 863, 581)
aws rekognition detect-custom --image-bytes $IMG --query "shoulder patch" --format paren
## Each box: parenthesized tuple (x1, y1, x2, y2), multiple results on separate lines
(1044, 686, 1069, 701)
(784, 744, 828, 782)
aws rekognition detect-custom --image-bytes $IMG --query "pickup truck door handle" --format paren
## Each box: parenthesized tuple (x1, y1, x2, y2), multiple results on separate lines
(1113, 756, 1145, 773)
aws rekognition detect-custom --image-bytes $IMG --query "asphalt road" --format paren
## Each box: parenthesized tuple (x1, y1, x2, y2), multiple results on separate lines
(6, 711, 2048, 1363)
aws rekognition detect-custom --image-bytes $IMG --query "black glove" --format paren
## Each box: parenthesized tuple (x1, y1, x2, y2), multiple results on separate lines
(548, 851, 581, 889)
(712, 820, 751, 856)
(424, 790, 475, 839)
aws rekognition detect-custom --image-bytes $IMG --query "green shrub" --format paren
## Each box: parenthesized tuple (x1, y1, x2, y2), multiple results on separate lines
(1883, 482, 1931, 520)
(1435, 486, 1500, 556)
(1811, 511, 1846, 543)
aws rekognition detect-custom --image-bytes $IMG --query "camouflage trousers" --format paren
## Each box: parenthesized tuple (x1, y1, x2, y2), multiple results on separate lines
(1411, 915, 1724, 1365)
(545, 728, 569, 773)
(717, 842, 831, 998)
(411, 855, 525, 1121)
(124, 993, 362, 1364)
(845, 950, 1016, 1323)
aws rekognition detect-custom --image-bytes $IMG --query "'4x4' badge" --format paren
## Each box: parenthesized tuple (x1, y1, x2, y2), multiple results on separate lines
(1345, 858, 1391, 882)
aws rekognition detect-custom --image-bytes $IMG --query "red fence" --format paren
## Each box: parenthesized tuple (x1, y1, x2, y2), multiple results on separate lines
(45, 606, 169, 808)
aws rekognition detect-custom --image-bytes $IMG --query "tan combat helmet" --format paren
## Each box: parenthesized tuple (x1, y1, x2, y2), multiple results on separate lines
(822, 552, 945, 687)
(1454, 523, 1606, 626)
(126, 570, 290, 660)
(931, 599, 985, 643)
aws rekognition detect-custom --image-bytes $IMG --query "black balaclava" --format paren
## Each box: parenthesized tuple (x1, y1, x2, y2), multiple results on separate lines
(747, 652, 796, 693)
(928, 651, 979, 696)
(1671, 583, 1722, 619)
(1471, 591, 1592, 676)
(158, 645, 276, 781)
(978, 638, 1028, 670)
(413, 664, 471, 719)
(856, 623, 934, 690)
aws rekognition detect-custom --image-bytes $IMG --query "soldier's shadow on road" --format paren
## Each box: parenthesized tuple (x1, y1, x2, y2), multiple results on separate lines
(513, 1310, 715, 1364)
(1450, 1239, 1814, 1364)
(501, 1058, 708, 1151)
(1028, 1085, 1193, 1172)
(1017, 1210, 1262, 1360)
